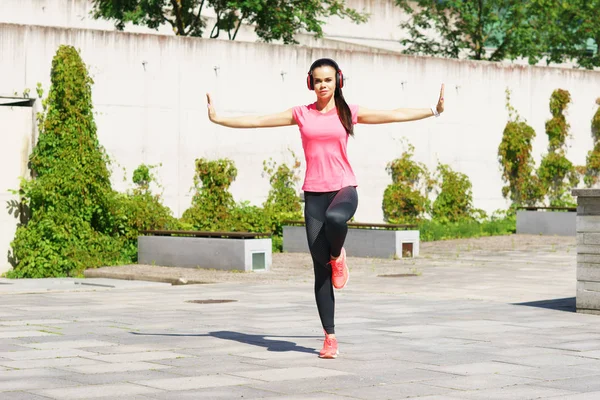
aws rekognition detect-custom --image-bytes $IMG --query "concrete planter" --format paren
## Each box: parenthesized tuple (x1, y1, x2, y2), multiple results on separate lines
(138, 235, 272, 272)
(283, 225, 419, 259)
(516, 209, 576, 236)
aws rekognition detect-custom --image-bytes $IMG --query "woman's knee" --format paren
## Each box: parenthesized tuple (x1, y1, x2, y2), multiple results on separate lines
(325, 210, 347, 228)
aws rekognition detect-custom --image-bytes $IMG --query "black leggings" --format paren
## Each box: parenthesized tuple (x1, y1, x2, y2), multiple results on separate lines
(304, 186, 358, 334)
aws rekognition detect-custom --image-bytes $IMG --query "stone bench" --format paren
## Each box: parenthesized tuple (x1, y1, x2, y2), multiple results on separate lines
(138, 230, 272, 272)
(282, 221, 419, 258)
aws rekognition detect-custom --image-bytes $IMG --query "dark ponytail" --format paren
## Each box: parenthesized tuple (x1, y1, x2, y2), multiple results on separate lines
(334, 87, 354, 137)
(308, 58, 354, 136)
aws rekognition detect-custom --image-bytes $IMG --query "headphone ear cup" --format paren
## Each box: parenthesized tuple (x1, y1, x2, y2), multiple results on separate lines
(307, 74, 313, 90)
(338, 70, 344, 89)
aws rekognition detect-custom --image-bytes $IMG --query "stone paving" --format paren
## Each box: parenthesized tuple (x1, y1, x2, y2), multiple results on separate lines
(2, 234, 600, 399)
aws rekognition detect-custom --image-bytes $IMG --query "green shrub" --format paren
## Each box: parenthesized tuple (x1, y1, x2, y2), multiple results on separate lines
(180, 158, 237, 231)
(419, 212, 516, 242)
(382, 143, 433, 223)
(115, 164, 181, 260)
(8, 45, 131, 278)
(262, 156, 303, 251)
(431, 163, 483, 223)
(180, 156, 302, 252)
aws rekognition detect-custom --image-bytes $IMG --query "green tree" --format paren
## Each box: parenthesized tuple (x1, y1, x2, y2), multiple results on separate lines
(91, 0, 368, 44)
(396, 0, 541, 62)
(395, 0, 599, 67)
(529, 0, 599, 69)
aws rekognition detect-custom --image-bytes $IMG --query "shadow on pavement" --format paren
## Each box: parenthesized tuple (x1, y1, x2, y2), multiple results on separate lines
(513, 297, 575, 312)
(131, 330, 319, 354)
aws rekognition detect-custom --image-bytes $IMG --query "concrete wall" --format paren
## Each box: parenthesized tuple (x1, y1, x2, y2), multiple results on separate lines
(1, 23, 600, 272)
(0, 105, 34, 274)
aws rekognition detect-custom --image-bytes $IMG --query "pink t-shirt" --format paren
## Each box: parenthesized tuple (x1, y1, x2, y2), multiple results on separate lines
(292, 103, 359, 192)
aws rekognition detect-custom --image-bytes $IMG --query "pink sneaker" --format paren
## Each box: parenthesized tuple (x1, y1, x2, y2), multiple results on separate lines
(319, 335, 338, 359)
(330, 248, 349, 289)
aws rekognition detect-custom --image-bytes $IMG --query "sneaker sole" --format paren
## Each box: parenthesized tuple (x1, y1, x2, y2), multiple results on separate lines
(319, 351, 339, 359)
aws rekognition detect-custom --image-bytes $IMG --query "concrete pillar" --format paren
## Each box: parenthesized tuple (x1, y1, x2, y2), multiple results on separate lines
(573, 189, 600, 314)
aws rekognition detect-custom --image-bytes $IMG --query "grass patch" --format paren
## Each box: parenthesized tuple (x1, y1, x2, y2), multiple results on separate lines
(419, 216, 516, 242)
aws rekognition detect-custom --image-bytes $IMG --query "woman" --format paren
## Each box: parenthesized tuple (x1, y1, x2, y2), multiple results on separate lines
(206, 58, 444, 359)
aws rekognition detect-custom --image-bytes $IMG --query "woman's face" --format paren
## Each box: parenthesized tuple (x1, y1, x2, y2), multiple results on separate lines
(311, 65, 337, 100)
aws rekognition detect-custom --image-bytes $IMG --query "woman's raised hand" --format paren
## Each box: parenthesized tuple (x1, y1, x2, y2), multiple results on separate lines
(206, 93, 217, 123)
(436, 84, 445, 114)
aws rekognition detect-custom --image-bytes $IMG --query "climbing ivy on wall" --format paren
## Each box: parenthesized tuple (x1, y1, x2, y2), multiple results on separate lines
(584, 98, 600, 187)
(537, 89, 579, 206)
(498, 88, 544, 207)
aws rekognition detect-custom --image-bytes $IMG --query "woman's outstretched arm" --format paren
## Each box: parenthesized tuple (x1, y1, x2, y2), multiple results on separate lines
(206, 93, 296, 128)
(357, 84, 445, 124)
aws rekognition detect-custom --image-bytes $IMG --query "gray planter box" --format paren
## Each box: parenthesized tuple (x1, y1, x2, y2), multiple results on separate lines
(138, 236, 272, 272)
(283, 226, 419, 259)
(516, 210, 576, 236)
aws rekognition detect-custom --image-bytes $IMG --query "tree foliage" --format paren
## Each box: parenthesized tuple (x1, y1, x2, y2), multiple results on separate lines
(396, 0, 599, 68)
(382, 143, 434, 224)
(529, 0, 600, 69)
(91, 0, 368, 44)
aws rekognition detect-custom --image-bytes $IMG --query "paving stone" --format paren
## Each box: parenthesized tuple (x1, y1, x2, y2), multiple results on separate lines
(0, 357, 106, 370)
(32, 383, 163, 399)
(133, 374, 254, 390)
(493, 353, 600, 368)
(455, 384, 576, 399)
(86, 351, 190, 363)
(0, 319, 71, 326)
(144, 386, 282, 399)
(423, 373, 539, 391)
(533, 375, 600, 392)
(546, 392, 600, 399)
(64, 369, 183, 385)
(0, 331, 54, 339)
(0, 348, 97, 361)
(0, 377, 78, 392)
(20, 340, 119, 350)
(0, 392, 53, 400)
(418, 361, 538, 376)
(60, 361, 173, 375)
(230, 366, 350, 382)
(332, 381, 460, 399)
(0, 368, 69, 381)
(498, 365, 600, 381)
